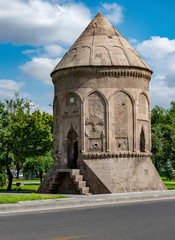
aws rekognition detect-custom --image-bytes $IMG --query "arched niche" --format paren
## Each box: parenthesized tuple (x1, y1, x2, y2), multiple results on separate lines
(66, 125, 78, 169)
(111, 91, 134, 152)
(137, 92, 150, 152)
(53, 97, 60, 154)
(93, 46, 111, 65)
(62, 92, 81, 116)
(109, 46, 129, 66)
(140, 126, 146, 152)
(138, 93, 149, 115)
(85, 92, 106, 152)
(61, 92, 81, 166)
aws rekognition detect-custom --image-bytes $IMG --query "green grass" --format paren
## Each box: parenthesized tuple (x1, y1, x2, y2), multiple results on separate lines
(164, 183, 175, 190)
(158, 171, 175, 190)
(13, 179, 40, 182)
(159, 171, 175, 182)
(0, 193, 68, 204)
(0, 184, 40, 192)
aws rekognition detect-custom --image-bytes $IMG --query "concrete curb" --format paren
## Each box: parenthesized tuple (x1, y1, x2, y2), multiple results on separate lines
(1, 190, 175, 214)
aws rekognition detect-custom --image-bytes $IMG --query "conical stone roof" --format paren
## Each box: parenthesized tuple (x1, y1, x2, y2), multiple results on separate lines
(52, 12, 152, 74)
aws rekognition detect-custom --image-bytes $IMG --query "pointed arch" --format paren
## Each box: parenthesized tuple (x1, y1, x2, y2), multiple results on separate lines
(140, 126, 145, 152)
(66, 125, 78, 169)
(138, 92, 149, 114)
(110, 90, 134, 152)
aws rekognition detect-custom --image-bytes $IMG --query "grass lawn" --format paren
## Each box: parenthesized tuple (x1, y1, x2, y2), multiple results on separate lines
(164, 183, 175, 190)
(0, 193, 68, 204)
(0, 184, 40, 192)
(13, 179, 40, 182)
(158, 171, 175, 190)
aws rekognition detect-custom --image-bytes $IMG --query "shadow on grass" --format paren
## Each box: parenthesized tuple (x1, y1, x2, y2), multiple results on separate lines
(0, 184, 40, 193)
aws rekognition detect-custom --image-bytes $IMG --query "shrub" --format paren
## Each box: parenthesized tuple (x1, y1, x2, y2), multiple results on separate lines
(165, 161, 175, 180)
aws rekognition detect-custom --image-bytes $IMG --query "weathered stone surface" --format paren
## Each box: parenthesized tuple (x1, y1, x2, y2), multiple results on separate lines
(52, 13, 152, 73)
(38, 12, 166, 194)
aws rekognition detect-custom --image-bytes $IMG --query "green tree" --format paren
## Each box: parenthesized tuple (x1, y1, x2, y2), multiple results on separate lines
(23, 154, 53, 183)
(151, 101, 175, 171)
(0, 101, 14, 189)
(0, 92, 53, 190)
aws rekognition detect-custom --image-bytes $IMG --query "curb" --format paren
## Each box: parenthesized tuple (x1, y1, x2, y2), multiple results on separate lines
(1, 190, 175, 214)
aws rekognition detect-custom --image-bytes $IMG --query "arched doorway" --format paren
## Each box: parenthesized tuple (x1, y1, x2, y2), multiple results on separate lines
(67, 126, 78, 169)
(140, 126, 145, 152)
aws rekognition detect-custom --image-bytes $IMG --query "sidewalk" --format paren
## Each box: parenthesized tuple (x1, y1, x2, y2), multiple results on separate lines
(1, 190, 175, 214)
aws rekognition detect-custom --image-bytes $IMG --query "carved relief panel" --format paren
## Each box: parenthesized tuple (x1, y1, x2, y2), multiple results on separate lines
(85, 92, 106, 152)
(111, 91, 134, 152)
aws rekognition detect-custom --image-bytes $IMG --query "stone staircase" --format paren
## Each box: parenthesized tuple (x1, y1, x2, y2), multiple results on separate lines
(49, 169, 92, 195)
(70, 169, 92, 195)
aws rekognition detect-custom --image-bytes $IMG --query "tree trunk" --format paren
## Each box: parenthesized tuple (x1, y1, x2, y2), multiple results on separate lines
(7, 168, 13, 191)
(39, 171, 43, 183)
(16, 163, 20, 179)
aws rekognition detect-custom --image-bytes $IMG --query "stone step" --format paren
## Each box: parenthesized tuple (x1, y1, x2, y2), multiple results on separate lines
(76, 181, 86, 188)
(80, 187, 90, 195)
(73, 174, 83, 181)
(71, 169, 80, 175)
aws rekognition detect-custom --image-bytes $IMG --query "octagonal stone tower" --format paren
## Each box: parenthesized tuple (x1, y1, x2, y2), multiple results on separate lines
(38, 13, 166, 194)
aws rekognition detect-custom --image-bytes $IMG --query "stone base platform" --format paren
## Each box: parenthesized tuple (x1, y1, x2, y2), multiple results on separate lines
(38, 154, 166, 195)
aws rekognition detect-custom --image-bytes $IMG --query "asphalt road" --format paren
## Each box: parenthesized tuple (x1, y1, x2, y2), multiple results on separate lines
(0, 199, 175, 240)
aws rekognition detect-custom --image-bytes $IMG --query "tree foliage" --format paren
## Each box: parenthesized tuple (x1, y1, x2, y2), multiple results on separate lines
(0, 92, 53, 190)
(23, 154, 54, 183)
(0, 166, 6, 187)
(151, 101, 175, 173)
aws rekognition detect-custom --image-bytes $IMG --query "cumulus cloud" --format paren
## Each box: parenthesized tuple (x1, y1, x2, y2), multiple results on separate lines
(23, 44, 66, 58)
(20, 57, 60, 85)
(0, 80, 25, 98)
(0, 0, 91, 46)
(99, 3, 124, 24)
(136, 36, 175, 108)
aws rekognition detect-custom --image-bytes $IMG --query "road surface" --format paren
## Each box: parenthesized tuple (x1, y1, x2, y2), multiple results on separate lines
(0, 199, 175, 240)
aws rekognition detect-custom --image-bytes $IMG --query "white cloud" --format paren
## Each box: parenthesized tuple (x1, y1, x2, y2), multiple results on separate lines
(43, 44, 66, 58)
(137, 36, 175, 59)
(0, 80, 25, 98)
(0, 0, 91, 46)
(136, 36, 175, 108)
(20, 57, 60, 85)
(99, 3, 124, 25)
(23, 44, 66, 58)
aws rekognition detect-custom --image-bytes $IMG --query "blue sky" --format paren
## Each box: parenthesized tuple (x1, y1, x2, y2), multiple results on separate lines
(0, 0, 175, 114)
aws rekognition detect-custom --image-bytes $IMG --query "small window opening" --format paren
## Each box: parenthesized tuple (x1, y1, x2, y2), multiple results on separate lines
(70, 97, 75, 103)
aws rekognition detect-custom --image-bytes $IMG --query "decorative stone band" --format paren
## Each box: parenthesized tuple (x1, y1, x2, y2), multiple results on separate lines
(82, 152, 152, 159)
(52, 66, 152, 83)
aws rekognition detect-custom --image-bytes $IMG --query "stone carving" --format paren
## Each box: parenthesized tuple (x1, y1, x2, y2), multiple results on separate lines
(85, 92, 106, 152)
(113, 92, 133, 151)
(82, 152, 152, 159)
(54, 74, 149, 92)
(139, 93, 147, 114)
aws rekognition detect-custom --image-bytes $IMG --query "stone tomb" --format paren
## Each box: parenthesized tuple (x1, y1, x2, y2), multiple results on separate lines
(38, 13, 166, 195)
